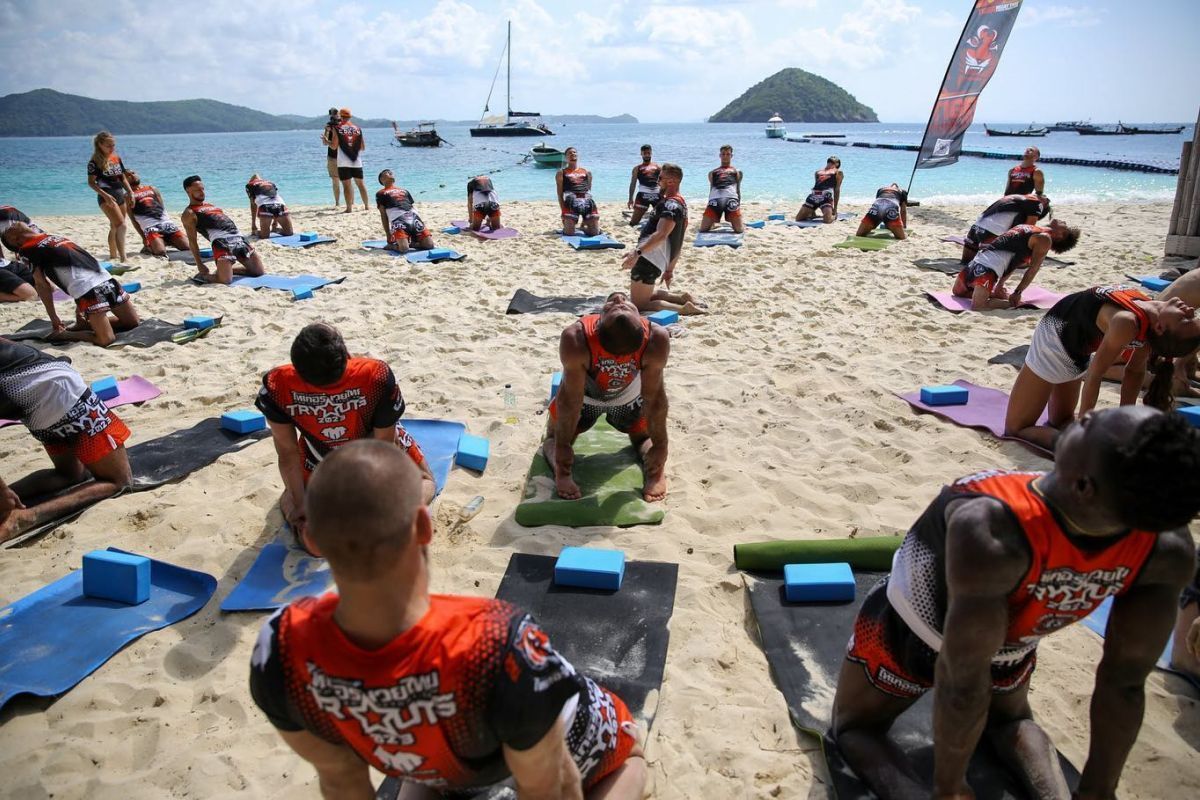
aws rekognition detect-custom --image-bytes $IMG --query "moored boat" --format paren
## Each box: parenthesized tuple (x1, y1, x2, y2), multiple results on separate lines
(392, 122, 444, 147)
(766, 114, 786, 139)
(984, 124, 1048, 137)
(530, 142, 566, 167)
(470, 21, 555, 138)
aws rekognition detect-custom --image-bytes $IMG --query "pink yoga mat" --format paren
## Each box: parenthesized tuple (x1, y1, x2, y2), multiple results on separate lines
(898, 380, 1052, 459)
(0, 376, 162, 428)
(449, 220, 520, 240)
(925, 286, 1064, 313)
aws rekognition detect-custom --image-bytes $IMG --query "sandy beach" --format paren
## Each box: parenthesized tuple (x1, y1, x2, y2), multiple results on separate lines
(1, 198, 1197, 799)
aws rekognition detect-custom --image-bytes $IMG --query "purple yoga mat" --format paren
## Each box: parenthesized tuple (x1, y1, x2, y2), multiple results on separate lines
(0, 375, 162, 429)
(449, 220, 520, 240)
(898, 380, 1052, 459)
(925, 286, 1064, 313)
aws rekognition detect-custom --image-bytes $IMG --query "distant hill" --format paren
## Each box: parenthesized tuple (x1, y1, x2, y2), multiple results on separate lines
(709, 68, 877, 124)
(0, 89, 635, 137)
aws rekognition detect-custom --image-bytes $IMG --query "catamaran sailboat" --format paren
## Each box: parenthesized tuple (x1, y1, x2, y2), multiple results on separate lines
(470, 21, 554, 138)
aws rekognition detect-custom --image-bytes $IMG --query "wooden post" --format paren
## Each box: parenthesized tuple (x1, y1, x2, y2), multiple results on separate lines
(1166, 106, 1200, 256)
(1168, 140, 1192, 235)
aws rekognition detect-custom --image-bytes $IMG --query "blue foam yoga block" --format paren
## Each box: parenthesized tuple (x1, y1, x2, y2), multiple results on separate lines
(767, 213, 786, 221)
(184, 315, 216, 330)
(428, 248, 455, 259)
(91, 375, 120, 400)
(221, 409, 266, 434)
(746, 220, 766, 229)
(122, 280, 141, 294)
(784, 562, 855, 602)
(292, 286, 314, 301)
(1180, 406, 1200, 429)
(550, 371, 563, 401)
(299, 232, 319, 242)
(82, 550, 150, 605)
(455, 433, 490, 472)
(442, 226, 462, 235)
(920, 385, 969, 406)
(1140, 276, 1172, 292)
(647, 310, 679, 326)
(554, 547, 625, 591)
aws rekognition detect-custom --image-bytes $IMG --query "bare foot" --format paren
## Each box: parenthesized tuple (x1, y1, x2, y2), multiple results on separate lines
(0, 508, 34, 544)
(680, 301, 708, 316)
(642, 466, 667, 502)
(542, 438, 581, 500)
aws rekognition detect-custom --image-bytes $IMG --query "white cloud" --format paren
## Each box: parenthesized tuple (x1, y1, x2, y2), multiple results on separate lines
(1020, 4, 1104, 28)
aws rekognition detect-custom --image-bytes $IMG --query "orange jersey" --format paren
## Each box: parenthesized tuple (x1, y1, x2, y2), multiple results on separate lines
(580, 314, 651, 402)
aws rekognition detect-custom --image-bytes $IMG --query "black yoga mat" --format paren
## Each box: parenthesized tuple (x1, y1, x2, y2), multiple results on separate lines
(506, 288, 605, 316)
(988, 344, 1029, 368)
(746, 570, 1080, 799)
(912, 257, 965, 275)
(3, 318, 187, 347)
(5, 418, 269, 548)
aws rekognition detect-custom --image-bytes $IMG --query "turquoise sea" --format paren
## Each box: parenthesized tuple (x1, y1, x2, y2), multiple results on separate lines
(0, 122, 1191, 217)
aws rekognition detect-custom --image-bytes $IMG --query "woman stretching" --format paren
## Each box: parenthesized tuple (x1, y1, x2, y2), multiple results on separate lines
(1006, 285, 1200, 449)
(86, 131, 132, 262)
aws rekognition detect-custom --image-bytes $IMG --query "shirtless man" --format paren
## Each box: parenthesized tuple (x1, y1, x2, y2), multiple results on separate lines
(621, 164, 704, 316)
(466, 175, 502, 232)
(832, 405, 1200, 800)
(959, 193, 1051, 263)
(0, 337, 133, 544)
(125, 171, 189, 257)
(4, 223, 140, 347)
(375, 171, 434, 254)
(256, 323, 436, 543)
(1006, 146, 1046, 196)
(249, 441, 646, 799)
(0, 205, 38, 302)
(699, 145, 743, 234)
(246, 174, 294, 240)
(557, 148, 600, 236)
(546, 293, 670, 503)
(856, 183, 909, 240)
(626, 145, 660, 227)
(952, 221, 1079, 311)
(794, 157, 843, 224)
(180, 175, 266, 285)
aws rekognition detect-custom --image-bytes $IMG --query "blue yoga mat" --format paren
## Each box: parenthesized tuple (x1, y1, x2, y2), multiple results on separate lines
(0, 548, 216, 710)
(220, 419, 466, 613)
(1081, 596, 1196, 689)
(228, 274, 345, 291)
(264, 234, 336, 248)
(694, 231, 744, 248)
(563, 233, 625, 250)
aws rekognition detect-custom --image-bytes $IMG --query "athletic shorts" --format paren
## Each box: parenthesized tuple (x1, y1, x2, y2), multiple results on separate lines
(473, 201, 501, 218)
(562, 195, 599, 222)
(803, 190, 834, 210)
(256, 202, 288, 218)
(76, 278, 129, 316)
(863, 198, 903, 229)
(0, 260, 34, 294)
(630, 256, 662, 286)
(41, 393, 131, 466)
(326, 157, 338, 179)
(633, 190, 659, 210)
(337, 166, 364, 181)
(1026, 316, 1091, 384)
(846, 580, 1037, 700)
(964, 225, 995, 250)
(388, 212, 427, 244)
(704, 196, 741, 220)
(952, 263, 999, 296)
(143, 221, 182, 243)
(300, 422, 428, 482)
(549, 394, 649, 438)
(98, 187, 127, 207)
(212, 235, 254, 263)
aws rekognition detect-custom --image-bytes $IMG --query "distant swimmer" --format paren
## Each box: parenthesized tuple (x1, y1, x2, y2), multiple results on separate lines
(627, 144, 661, 226)
(794, 156, 843, 224)
(622, 163, 705, 316)
(699, 144, 743, 234)
(332, 108, 369, 213)
(180, 175, 266, 285)
(0, 337, 134, 544)
(86, 131, 132, 263)
(856, 183, 909, 240)
(959, 192, 1051, 263)
(125, 171, 189, 257)
(0, 206, 39, 302)
(375, 170, 434, 254)
(321, 107, 342, 208)
(466, 175, 502, 231)
(832, 406, 1200, 800)
(1005, 146, 1045, 196)
(3, 223, 141, 347)
(952, 221, 1079, 311)
(556, 147, 600, 236)
(546, 293, 671, 502)
(248, 441, 646, 798)
(245, 174, 294, 239)
(1005, 286, 1200, 449)
(256, 323, 437, 541)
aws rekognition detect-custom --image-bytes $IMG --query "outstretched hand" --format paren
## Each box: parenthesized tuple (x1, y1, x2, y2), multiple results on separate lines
(621, 250, 638, 270)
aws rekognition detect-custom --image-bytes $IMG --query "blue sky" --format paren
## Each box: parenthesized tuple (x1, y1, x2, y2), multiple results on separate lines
(0, 0, 1196, 123)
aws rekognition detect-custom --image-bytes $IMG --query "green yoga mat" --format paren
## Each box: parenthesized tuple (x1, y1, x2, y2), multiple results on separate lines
(833, 232, 895, 251)
(515, 419, 665, 528)
(734, 536, 901, 572)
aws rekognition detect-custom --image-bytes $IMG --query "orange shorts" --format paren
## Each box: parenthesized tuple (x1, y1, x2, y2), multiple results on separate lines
(581, 685, 638, 788)
(472, 208, 501, 224)
(952, 265, 998, 297)
(44, 409, 131, 465)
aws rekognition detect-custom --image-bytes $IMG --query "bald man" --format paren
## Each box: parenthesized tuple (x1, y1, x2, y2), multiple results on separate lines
(249, 441, 646, 799)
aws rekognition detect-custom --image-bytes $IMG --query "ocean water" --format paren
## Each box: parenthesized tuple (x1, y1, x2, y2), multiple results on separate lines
(0, 122, 1191, 217)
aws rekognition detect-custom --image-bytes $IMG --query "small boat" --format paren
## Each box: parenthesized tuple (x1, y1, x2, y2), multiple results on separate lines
(1047, 120, 1095, 132)
(529, 142, 566, 168)
(1078, 122, 1186, 136)
(392, 121, 444, 147)
(470, 21, 555, 138)
(766, 114, 786, 139)
(985, 124, 1048, 137)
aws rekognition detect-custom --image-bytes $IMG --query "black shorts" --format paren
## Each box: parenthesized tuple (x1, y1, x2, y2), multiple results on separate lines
(256, 203, 289, 218)
(212, 236, 254, 263)
(98, 187, 127, 207)
(337, 167, 364, 180)
(0, 260, 35, 294)
(633, 190, 659, 210)
(803, 190, 834, 210)
(630, 256, 662, 286)
(77, 278, 130, 316)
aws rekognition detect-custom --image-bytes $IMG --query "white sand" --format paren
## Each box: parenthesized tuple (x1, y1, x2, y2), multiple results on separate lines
(1, 199, 1197, 799)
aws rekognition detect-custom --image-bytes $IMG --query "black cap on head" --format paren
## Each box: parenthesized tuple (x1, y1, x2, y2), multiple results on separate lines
(183, 175, 202, 189)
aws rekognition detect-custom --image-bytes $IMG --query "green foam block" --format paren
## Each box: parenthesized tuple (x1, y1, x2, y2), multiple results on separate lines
(833, 235, 894, 251)
(515, 419, 665, 528)
(734, 536, 901, 572)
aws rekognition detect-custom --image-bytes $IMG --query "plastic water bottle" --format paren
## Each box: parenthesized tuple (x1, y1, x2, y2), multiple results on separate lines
(459, 495, 485, 521)
(504, 384, 518, 424)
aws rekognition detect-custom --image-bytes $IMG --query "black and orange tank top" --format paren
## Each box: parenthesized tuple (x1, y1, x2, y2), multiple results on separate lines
(813, 167, 838, 192)
(580, 314, 650, 402)
(1007, 163, 1036, 194)
(562, 168, 591, 196)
